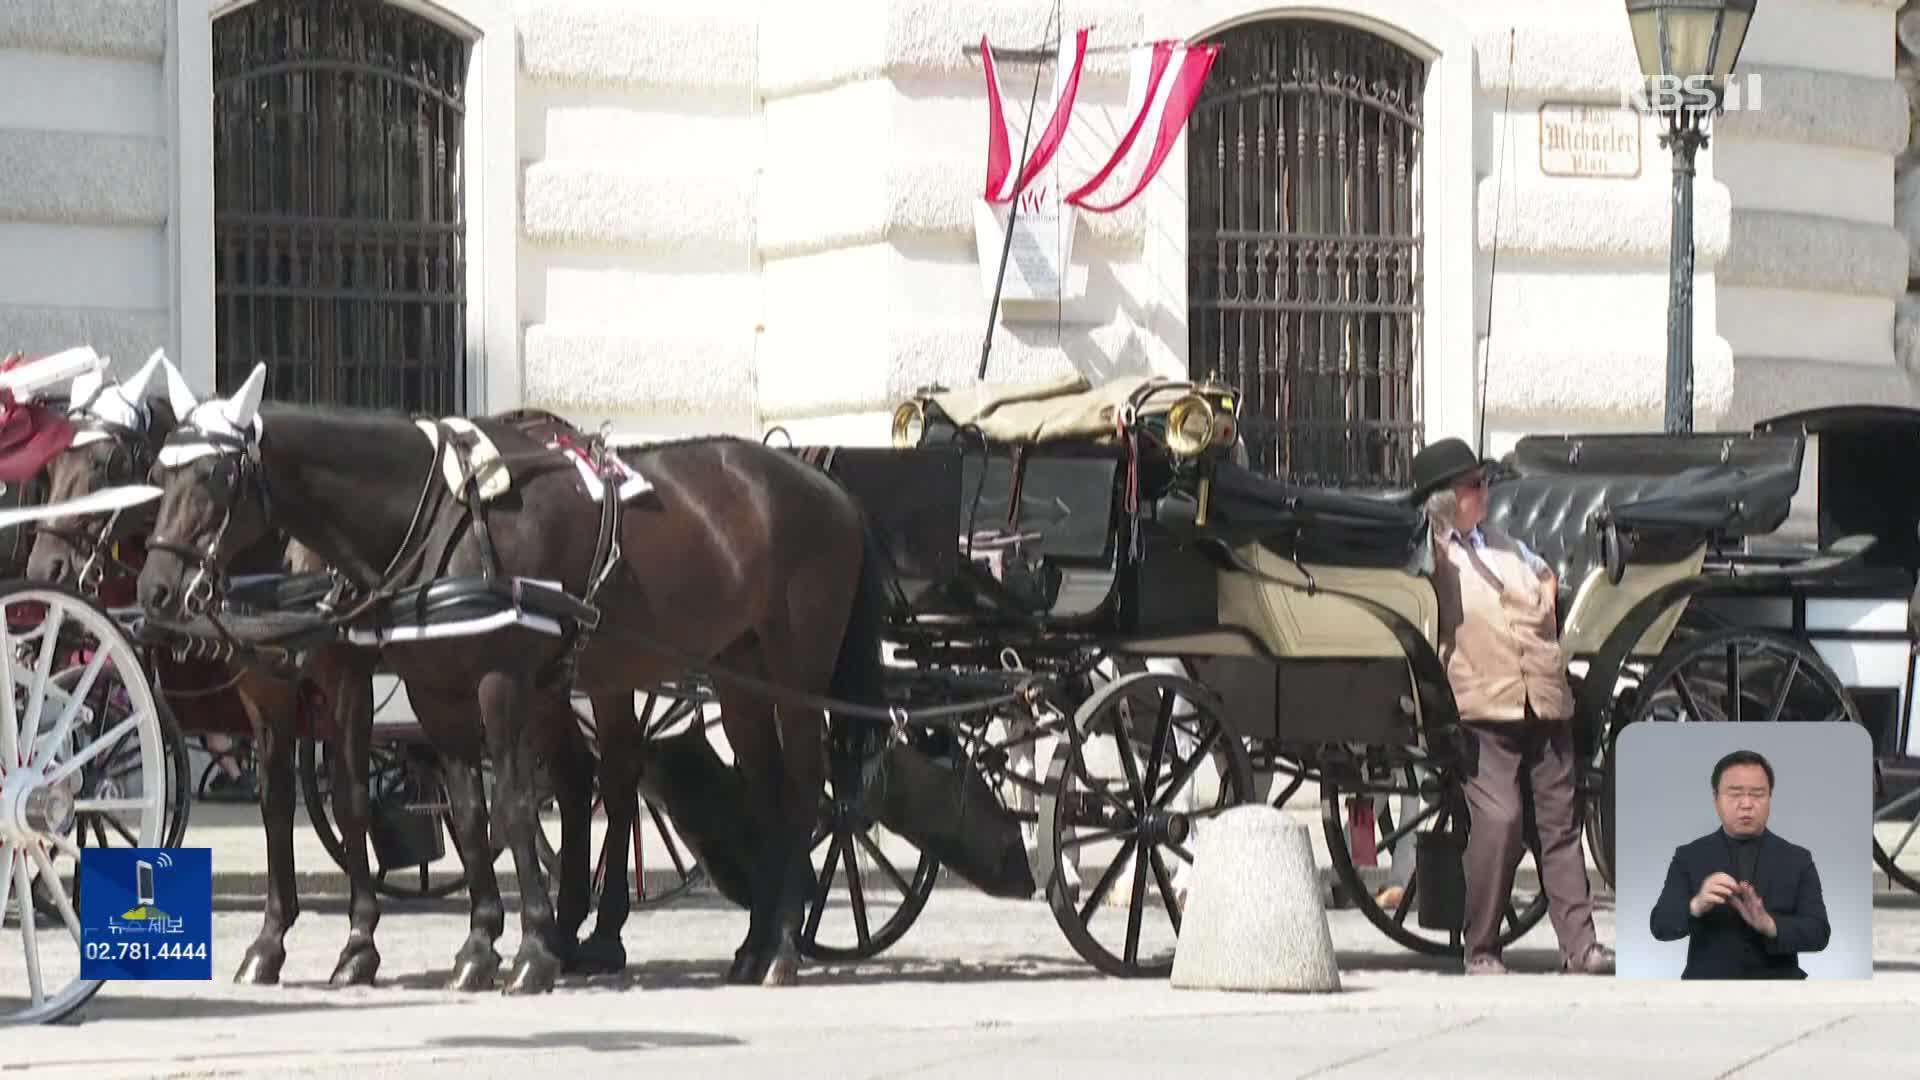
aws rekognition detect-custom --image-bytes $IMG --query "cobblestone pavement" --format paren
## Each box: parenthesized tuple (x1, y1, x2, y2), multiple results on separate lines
(5, 886, 1920, 1079)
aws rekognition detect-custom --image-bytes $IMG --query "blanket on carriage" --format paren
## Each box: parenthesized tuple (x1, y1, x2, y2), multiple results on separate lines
(917, 373, 1162, 445)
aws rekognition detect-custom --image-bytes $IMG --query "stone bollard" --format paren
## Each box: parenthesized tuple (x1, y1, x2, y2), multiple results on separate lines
(1170, 804, 1341, 993)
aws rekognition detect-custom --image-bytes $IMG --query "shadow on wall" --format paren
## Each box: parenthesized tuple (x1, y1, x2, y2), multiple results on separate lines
(977, 254, 1164, 392)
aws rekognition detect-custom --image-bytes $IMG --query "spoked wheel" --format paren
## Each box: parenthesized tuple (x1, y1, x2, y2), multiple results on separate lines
(1606, 626, 1911, 893)
(798, 719, 940, 963)
(0, 583, 169, 1025)
(579, 688, 715, 911)
(301, 735, 560, 900)
(26, 665, 190, 923)
(302, 736, 470, 900)
(1319, 746, 1551, 957)
(1038, 669, 1255, 978)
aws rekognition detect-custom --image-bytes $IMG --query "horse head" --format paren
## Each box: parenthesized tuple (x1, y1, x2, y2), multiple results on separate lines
(27, 350, 175, 587)
(138, 361, 269, 620)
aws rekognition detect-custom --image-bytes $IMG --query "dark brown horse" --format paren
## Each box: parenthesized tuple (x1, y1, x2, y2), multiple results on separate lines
(26, 365, 625, 991)
(136, 366, 886, 990)
(24, 362, 401, 988)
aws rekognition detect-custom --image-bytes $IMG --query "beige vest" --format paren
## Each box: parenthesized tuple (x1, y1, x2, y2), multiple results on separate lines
(1432, 524, 1575, 723)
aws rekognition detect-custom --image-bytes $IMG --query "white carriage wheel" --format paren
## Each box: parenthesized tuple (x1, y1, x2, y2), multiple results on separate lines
(0, 583, 166, 1025)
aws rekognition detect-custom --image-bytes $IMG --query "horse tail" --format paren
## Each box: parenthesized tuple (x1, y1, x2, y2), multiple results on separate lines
(827, 502, 890, 717)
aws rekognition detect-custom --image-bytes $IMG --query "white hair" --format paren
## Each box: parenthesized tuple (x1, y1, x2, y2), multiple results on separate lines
(1422, 487, 1460, 536)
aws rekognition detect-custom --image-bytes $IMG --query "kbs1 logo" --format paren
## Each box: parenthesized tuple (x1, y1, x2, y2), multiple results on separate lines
(1619, 73, 1763, 114)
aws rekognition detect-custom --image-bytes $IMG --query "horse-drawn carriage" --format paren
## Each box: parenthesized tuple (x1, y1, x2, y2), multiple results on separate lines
(4, 352, 1918, 1023)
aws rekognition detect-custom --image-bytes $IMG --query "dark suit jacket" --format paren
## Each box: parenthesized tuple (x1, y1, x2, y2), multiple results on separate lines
(1649, 828, 1830, 979)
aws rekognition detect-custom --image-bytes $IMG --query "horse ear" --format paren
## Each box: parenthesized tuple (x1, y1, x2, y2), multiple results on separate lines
(120, 349, 165, 402)
(223, 362, 267, 431)
(165, 358, 200, 419)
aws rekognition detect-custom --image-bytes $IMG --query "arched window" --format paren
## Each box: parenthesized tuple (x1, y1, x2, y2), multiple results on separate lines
(1187, 20, 1426, 488)
(212, 0, 468, 413)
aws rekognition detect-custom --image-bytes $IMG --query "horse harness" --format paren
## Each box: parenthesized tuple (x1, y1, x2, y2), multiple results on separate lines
(146, 411, 630, 690)
(40, 392, 157, 592)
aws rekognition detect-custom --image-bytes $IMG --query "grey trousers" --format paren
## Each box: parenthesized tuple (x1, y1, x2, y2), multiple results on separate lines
(1460, 714, 1597, 963)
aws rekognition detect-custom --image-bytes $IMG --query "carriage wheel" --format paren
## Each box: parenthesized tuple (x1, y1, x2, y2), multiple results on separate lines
(1319, 748, 1551, 957)
(0, 582, 169, 1025)
(575, 689, 713, 912)
(797, 718, 941, 962)
(1603, 626, 1912, 894)
(25, 666, 190, 923)
(1038, 669, 1255, 978)
(300, 738, 474, 900)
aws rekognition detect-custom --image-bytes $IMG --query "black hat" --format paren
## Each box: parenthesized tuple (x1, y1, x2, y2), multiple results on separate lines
(1410, 437, 1493, 499)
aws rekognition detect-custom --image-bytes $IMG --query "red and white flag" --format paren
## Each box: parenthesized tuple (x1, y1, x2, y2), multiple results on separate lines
(980, 27, 1090, 204)
(1066, 41, 1219, 213)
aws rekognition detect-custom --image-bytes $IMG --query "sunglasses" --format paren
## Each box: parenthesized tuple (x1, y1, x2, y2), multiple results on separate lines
(1451, 472, 1489, 491)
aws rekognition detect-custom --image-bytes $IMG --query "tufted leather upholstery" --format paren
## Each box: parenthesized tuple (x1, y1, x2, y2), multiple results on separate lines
(1485, 474, 1685, 620)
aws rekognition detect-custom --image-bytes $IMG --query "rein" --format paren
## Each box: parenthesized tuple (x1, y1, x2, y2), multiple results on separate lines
(147, 419, 453, 642)
(42, 410, 158, 591)
(148, 413, 623, 674)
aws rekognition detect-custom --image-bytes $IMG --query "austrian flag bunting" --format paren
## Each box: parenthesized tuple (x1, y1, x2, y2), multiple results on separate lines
(980, 28, 1090, 204)
(1066, 41, 1219, 212)
(979, 28, 1219, 215)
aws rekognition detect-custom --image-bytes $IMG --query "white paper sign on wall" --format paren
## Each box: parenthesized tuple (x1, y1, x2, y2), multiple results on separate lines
(1537, 103, 1642, 179)
(973, 185, 1078, 302)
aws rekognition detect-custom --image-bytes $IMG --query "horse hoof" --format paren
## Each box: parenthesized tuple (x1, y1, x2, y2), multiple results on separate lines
(761, 954, 800, 987)
(234, 948, 284, 986)
(330, 945, 381, 987)
(724, 953, 761, 985)
(447, 952, 500, 992)
(504, 953, 559, 995)
(567, 934, 626, 976)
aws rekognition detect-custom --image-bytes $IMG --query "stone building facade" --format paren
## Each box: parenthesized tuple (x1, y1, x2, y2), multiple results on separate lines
(0, 0, 1907, 485)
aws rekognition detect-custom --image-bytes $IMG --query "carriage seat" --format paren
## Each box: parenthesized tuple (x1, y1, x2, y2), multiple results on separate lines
(924, 374, 1155, 445)
(1484, 475, 1680, 618)
(1484, 460, 1800, 619)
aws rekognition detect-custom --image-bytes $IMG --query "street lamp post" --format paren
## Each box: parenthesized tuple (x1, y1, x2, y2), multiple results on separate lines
(1624, 0, 1756, 434)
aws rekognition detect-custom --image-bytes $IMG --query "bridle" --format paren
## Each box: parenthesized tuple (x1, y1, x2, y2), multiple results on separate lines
(144, 424, 271, 617)
(38, 394, 156, 594)
(146, 416, 458, 632)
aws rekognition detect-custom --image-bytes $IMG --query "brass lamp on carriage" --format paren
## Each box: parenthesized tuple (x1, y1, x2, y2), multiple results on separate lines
(889, 383, 949, 448)
(1152, 375, 1241, 526)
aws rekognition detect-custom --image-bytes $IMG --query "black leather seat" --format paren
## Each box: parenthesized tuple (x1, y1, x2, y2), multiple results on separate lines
(1484, 474, 1680, 617)
(1484, 457, 1801, 617)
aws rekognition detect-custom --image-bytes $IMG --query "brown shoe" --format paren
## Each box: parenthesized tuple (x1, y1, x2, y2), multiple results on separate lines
(1562, 944, 1615, 975)
(1464, 952, 1510, 976)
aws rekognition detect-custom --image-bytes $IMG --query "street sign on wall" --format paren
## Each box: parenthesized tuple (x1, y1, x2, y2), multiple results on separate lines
(1538, 103, 1643, 179)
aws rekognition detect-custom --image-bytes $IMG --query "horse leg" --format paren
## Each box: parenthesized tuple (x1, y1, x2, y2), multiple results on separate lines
(714, 657, 786, 985)
(475, 670, 563, 995)
(411, 687, 505, 992)
(233, 668, 300, 985)
(315, 645, 381, 986)
(754, 640, 837, 988)
(535, 694, 601, 973)
(570, 692, 640, 975)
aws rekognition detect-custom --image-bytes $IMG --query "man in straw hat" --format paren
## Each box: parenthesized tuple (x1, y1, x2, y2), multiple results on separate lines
(1410, 436, 1614, 976)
